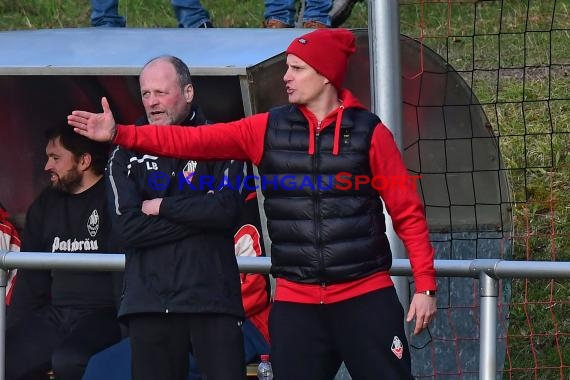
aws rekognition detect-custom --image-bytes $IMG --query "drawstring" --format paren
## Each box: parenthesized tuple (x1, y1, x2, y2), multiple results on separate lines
(332, 105, 344, 156)
(305, 103, 344, 156)
(308, 120, 315, 155)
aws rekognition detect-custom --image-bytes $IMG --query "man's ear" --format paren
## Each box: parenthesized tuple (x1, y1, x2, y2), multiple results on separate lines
(78, 153, 92, 171)
(184, 84, 194, 103)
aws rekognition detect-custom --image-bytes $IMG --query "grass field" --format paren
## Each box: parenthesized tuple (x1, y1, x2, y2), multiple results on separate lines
(0, 0, 369, 29)
(1, 1, 569, 379)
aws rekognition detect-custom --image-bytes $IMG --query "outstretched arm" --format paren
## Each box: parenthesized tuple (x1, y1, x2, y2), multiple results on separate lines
(68, 97, 117, 142)
(69, 97, 268, 165)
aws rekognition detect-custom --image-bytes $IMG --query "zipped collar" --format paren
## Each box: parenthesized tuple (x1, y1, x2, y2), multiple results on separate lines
(299, 88, 365, 156)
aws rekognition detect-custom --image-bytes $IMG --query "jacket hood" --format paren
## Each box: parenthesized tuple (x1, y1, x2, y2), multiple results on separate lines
(338, 88, 366, 110)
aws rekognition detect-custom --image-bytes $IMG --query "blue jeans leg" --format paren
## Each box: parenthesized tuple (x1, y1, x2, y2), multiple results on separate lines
(171, 0, 211, 28)
(264, 0, 296, 26)
(303, 0, 332, 25)
(90, 0, 126, 27)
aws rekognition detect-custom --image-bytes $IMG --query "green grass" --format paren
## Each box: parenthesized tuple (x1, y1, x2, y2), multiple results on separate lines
(398, 5, 569, 378)
(0, 0, 369, 29)
(2, 1, 570, 379)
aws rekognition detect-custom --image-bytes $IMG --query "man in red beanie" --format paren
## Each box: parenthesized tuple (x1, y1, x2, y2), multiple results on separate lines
(69, 28, 437, 379)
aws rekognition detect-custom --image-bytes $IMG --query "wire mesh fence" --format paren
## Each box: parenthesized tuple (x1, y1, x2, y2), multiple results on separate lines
(399, 1, 570, 378)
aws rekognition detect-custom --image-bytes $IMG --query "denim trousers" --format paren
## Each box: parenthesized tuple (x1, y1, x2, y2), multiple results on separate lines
(264, 0, 332, 26)
(91, 0, 210, 28)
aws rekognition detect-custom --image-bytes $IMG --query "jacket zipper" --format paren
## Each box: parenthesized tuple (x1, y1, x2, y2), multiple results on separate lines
(314, 121, 326, 304)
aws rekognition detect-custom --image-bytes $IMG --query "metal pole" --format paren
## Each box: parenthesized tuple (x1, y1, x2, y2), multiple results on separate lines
(368, 0, 410, 322)
(369, 0, 404, 144)
(7, 254, 570, 280)
(479, 271, 498, 380)
(0, 267, 8, 380)
(2, 252, 570, 380)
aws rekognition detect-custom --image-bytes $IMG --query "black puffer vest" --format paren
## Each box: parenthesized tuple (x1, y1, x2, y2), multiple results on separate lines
(258, 105, 392, 284)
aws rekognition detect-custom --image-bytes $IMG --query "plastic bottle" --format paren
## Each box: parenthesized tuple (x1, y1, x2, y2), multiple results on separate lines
(257, 354, 273, 379)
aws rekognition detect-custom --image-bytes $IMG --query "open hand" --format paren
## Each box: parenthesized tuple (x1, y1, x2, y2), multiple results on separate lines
(67, 97, 117, 142)
(406, 293, 437, 335)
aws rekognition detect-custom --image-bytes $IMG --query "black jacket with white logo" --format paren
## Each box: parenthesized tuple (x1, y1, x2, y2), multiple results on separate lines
(7, 178, 119, 327)
(107, 107, 245, 318)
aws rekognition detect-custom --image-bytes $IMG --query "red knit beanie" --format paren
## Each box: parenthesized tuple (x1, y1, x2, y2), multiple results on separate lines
(286, 28, 356, 90)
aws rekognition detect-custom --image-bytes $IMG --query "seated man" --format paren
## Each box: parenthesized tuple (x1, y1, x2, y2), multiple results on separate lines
(6, 126, 122, 380)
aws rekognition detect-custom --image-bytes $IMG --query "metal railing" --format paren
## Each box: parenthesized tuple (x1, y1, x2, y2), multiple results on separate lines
(1, 251, 570, 380)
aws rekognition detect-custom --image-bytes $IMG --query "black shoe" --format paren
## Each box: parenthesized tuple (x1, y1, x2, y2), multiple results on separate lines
(329, 0, 363, 28)
(198, 21, 214, 28)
